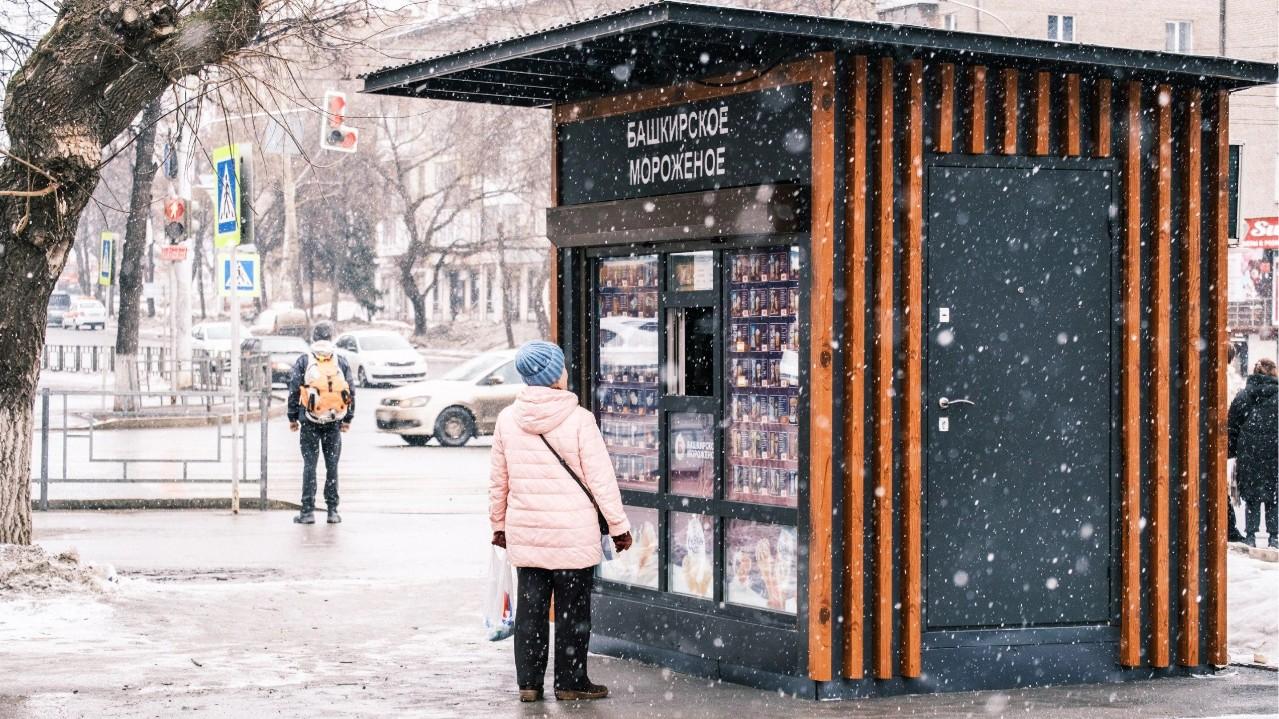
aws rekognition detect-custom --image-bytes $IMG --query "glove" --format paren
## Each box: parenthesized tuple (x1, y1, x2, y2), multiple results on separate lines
(289, 421, 299, 432)
(492, 531, 506, 548)
(612, 532, 633, 553)
(339, 423, 350, 433)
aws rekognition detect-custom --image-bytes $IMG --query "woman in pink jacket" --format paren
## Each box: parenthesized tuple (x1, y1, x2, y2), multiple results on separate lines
(489, 340, 632, 703)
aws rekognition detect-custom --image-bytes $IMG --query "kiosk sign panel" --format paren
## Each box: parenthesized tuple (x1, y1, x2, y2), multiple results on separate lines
(557, 85, 812, 205)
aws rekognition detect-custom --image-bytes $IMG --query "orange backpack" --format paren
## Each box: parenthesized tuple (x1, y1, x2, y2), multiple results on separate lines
(300, 353, 351, 424)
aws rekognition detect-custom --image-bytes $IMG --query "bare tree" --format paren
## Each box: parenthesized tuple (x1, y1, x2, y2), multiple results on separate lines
(0, 0, 382, 544)
(113, 99, 163, 411)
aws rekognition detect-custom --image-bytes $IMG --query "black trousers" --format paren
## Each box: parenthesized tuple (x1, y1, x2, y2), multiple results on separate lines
(514, 567, 593, 691)
(1244, 497, 1277, 546)
(299, 421, 341, 512)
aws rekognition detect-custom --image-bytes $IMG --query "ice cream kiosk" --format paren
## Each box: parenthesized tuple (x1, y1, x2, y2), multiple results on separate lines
(363, 1, 1278, 698)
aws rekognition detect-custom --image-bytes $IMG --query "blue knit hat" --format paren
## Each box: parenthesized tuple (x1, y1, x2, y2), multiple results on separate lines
(515, 341, 565, 387)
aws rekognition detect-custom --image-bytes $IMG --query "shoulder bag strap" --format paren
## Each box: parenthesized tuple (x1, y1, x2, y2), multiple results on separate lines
(538, 434, 609, 535)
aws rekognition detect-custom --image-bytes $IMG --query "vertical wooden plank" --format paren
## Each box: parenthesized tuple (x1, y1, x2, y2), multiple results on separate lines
(968, 66, 987, 154)
(549, 112, 560, 343)
(807, 51, 837, 684)
(1119, 79, 1143, 668)
(1149, 83, 1173, 670)
(842, 54, 869, 681)
(873, 55, 896, 681)
(900, 59, 924, 679)
(1095, 79, 1113, 158)
(1033, 71, 1051, 155)
(1177, 87, 1202, 668)
(1000, 68, 1018, 155)
(936, 63, 955, 153)
(1064, 73, 1081, 156)
(1205, 89, 1230, 666)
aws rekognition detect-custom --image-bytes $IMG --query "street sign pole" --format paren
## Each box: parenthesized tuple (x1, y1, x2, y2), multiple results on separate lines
(231, 240, 241, 514)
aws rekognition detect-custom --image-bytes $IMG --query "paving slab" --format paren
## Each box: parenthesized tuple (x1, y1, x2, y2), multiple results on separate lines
(1, 511, 1275, 719)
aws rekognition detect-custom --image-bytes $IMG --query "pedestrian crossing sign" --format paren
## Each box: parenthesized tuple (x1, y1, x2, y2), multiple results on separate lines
(213, 144, 242, 248)
(218, 252, 261, 298)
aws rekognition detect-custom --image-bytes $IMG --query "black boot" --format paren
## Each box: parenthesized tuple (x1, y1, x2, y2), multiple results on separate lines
(293, 510, 315, 524)
(555, 683, 608, 701)
(327, 508, 342, 524)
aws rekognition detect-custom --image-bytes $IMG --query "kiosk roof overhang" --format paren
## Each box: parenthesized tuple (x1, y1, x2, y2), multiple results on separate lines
(360, 1, 1277, 107)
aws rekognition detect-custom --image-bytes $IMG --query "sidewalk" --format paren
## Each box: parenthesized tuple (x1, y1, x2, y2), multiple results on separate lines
(2, 510, 1276, 718)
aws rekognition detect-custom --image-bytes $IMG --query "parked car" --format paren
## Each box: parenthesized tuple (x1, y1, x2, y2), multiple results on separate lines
(47, 291, 72, 327)
(61, 298, 107, 330)
(191, 322, 238, 355)
(241, 335, 309, 384)
(375, 349, 521, 446)
(252, 306, 309, 338)
(334, 330, 428, 387)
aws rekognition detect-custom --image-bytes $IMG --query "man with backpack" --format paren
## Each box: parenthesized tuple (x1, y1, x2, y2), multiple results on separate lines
(287, 324, 355, 525)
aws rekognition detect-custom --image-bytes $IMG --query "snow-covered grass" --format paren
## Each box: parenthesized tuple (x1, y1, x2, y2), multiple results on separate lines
(1227, 551, 1279, 667)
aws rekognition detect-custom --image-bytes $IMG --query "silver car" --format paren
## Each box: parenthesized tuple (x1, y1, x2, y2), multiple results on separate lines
(375, 349, 522, 447)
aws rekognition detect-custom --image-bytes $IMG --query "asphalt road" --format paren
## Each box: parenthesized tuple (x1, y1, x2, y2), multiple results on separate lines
(44, 324, 166, 348)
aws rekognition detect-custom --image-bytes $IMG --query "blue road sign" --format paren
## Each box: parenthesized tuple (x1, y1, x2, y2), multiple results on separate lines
(213, 144, 241, 248)
(218, 252, 260, 298)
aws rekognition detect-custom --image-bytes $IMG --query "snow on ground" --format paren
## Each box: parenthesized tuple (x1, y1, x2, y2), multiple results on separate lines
(0, 545, 115, 595)
(1227, 551, 1279, 667)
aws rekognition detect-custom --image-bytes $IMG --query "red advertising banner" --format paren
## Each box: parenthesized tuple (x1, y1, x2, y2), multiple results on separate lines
(1241, 216, 1279, 249)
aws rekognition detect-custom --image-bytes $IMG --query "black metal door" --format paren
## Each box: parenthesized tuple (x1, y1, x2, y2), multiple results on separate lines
(925, 163, 1113, 630)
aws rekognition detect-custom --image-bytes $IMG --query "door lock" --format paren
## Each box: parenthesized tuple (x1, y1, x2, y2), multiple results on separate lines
(938, 397, 976, 410)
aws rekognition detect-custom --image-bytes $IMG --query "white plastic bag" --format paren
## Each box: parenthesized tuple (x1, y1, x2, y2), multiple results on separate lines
(483, 546, 516, 641)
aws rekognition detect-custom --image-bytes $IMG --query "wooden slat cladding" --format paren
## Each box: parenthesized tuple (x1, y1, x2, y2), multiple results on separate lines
(936, 63, 955, 153)
(841, 54, 869, 681)
(1063, 74, 1082, 156)
(1095, 79, 1113, 158)
(1149, 83, 1174, 670)
(1119, 79, 1143, 668)
(1032, 71, 1051, 155)
(1205, 89, 1231, 666)
(968, 66, 987, 154)
(807, 52, 838, 684)
(999, 69, 1019, 154)
(900, 59, 924, 679)
(1176, 87, 1202, 668)
(872, 55, 896, 681)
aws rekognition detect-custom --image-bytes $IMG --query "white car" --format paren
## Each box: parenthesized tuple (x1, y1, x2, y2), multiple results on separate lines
(61, 298, 107, 330)
(191, 322, 238, 355)
(334, 330, 428, 387)
(375, 350, 522, 447)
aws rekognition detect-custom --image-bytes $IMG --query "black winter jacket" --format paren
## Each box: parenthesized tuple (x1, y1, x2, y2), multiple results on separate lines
(287, 352, 356, 425)
(1227, 373, 1277, 503)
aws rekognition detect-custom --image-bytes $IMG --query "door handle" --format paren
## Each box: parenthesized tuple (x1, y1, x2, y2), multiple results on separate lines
(938, 397, 976, 410)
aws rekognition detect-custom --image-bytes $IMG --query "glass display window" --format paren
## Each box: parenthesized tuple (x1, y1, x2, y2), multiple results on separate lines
(668, 412, 715, 498)
(725, 248, 801, 508)
(599, 506, 660, 589)
(668, 512, 714, 599)
(725, 519, 798, 615)
(589, 245, 801, 618)
(596, 255, 660, 493)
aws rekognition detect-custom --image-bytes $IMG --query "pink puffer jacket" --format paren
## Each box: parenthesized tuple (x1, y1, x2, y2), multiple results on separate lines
(489, 386, 630, 570)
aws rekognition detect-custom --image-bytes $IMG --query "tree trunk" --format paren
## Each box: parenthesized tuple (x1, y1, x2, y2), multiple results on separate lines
(530, 263, 550, 339)
(0, 0, 264, 545)
(330, 260, 341, 320)
(114, 101, 162, 411)
(398, 257, 428, 336)
(496, 229, 516, 348)
(74, 237, 92, 297)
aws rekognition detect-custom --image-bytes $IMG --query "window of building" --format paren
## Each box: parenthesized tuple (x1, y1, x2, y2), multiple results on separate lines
(1047, 14, 1075, 42)
(942, 13, 957, 31)
(1228, 144, 1240, 239)
(1165, 20, 1192, 53)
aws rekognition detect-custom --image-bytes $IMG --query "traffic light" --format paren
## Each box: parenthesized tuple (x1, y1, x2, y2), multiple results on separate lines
(321, 91, 359, 153)
(163, 197, 185, 244)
